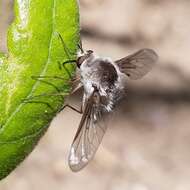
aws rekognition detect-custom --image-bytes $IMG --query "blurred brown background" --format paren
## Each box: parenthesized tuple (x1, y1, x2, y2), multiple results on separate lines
(1, 0, 190, 190)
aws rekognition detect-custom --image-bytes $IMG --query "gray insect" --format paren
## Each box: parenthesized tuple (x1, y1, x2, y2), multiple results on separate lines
(68, 47, 158, 172)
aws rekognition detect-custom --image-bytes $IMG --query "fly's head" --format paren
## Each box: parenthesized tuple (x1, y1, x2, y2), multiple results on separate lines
(76, 50, 94, 68)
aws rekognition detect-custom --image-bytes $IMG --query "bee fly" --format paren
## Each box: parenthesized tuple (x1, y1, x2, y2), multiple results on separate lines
(65, 43, 158, 172)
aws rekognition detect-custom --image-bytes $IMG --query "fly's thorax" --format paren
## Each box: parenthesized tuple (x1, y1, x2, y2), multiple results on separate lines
(80, 55, 125, 96)
(78, 52, 126, 111)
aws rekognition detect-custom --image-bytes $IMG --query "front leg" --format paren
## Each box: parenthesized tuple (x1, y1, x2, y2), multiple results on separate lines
(59, 104, 83, 114)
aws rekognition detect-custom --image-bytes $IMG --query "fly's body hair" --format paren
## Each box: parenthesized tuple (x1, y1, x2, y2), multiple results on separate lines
(80, 53, 125, 112)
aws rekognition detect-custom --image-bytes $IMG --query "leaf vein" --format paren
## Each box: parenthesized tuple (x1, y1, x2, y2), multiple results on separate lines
(0, 0, 56, 135)
(0, 124, 48, 145)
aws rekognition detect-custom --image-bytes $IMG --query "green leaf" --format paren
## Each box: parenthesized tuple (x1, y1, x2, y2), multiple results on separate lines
(0, 0, 79, 180)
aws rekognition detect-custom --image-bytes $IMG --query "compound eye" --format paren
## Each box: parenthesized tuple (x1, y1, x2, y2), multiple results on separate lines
(76, 56, 85, 68)
(87, 50, 93, 54)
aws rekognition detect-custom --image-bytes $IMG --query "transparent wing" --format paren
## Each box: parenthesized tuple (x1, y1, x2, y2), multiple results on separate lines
(115, 48, 158, 80)
(68, 91, 108, 172)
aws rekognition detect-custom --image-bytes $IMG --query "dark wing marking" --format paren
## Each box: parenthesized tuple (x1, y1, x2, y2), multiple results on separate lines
(115, 48, 158, 80)
(68, 91, 108, 172)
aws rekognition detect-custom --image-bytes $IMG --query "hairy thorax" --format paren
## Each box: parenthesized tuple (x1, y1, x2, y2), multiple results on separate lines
(80, 55, 125, 112)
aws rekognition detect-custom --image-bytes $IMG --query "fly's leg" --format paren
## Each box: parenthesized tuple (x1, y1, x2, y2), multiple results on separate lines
(56, 34, 77, 80)
(77, 37, 84, 53)
(23, 100, 54, 111)
(57, 60, 76, 71)
(22, 93, 66, 112)
(57, 33, 76, 59)
(31, 75, 68, 82)
(59, 104, 83, 114)
(57, 32, 84, 56)
(31, 75, 63, 94)
(57, 33, 79, 78)
(27, 75, 71, 106)
(31, 75, 74, 87)
(22, 92, 68, 103)
(57, 60, 76, 80)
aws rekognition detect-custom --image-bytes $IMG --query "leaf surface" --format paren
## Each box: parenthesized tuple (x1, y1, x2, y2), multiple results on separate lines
(0, 0, 79, 179)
